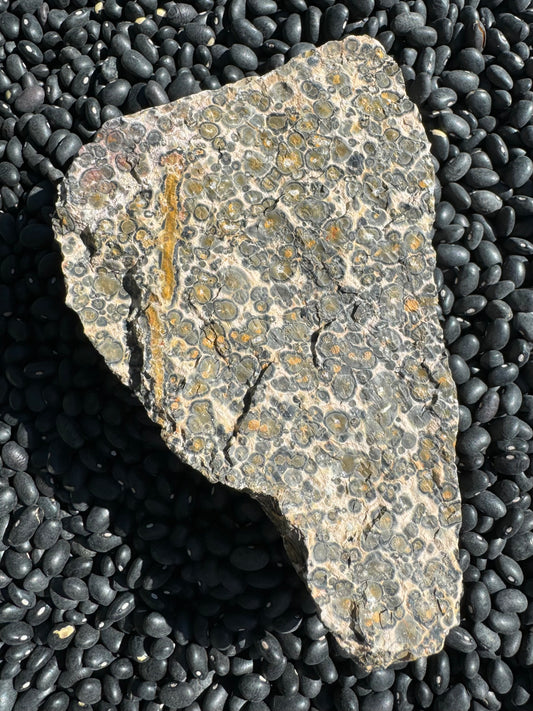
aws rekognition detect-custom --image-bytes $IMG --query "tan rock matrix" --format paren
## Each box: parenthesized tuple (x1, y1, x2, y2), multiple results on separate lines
(54, 35, 462, 669)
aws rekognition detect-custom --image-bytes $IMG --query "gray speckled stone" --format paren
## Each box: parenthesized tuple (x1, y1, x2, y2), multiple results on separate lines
(54, 35, 462, 670)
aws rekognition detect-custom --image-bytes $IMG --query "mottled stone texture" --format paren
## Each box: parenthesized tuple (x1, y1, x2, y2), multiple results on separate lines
(54, 36, 462, 669)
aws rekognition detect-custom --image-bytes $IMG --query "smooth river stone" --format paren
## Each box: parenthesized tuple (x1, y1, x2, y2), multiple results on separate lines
(54, 35, 462, 669)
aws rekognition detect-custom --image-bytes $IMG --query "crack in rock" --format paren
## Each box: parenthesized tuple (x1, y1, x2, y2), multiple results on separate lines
(223, 362, 273, 466)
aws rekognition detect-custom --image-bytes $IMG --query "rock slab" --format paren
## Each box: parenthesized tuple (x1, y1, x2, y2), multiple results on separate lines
(54, 35, 462, 669)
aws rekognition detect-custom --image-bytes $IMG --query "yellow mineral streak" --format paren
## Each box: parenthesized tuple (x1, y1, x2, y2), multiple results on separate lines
(158, 152, 186, 304)
(146, 297, 165, 405)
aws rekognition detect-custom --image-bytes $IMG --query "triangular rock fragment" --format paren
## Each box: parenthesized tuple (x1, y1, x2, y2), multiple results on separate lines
(54, 35, 462, 669)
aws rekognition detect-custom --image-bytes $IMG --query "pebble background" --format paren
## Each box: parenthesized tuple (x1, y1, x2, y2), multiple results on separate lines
(0, 0, 531, 709)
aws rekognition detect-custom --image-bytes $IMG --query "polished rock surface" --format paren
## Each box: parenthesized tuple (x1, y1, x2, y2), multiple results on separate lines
(54, 35, 461, 669)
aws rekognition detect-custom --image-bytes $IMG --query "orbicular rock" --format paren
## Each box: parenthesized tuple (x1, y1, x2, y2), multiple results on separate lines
(54, 35, 462, 669)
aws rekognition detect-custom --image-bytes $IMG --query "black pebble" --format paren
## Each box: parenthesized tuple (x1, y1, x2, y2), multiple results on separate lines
(484, 133, 509, 166)
(469, 491, 506, 519)
(488, 659, 513, 694)
(437, 683, 471, 711)
(53, 133, 82, 168)
(7, 504, 42, 545)
(121, 50, 153, 80)
(27, 115, 52, 148)
(272, 693, 310, 711)
(14, 85, 45, 113)
(509, 99, 533, 128)
(42, 540, 70, 577)
(160, 681, 197, 708)
(238, 673, 270, 701)
(465, 582, 491, 622)
(503, 155, 533, 188)
(168, 69, 200, 99)
(104, 592, 135, 623)
(75, 678, 101, 704)
(232, 17, 264, 47)
(442, 181, 471, 209)
(493, 588, 527, 613)
(247, 0, 277, 13)
(0, 486, 17, 516)
(470, 190, 503, 214)
(428, 87, 458, 110)
(230, 545, 269, 571)
(458, 378, 487, 405)
(505, 532, 533, 561)
(228, 44, 259, 71)
(134, 35, 158, 65)
(324, 4, 349, 40)
(18, 40, 43, 65)
(183, 23, 216, 46)
(0, 621, 33, 645)
(0, 13, 20, 40)
(495, 554, 524, 586)
(391, 13, 425, 37)
(440, 152, 472, 183)
(368, 668, 395, 692)
(441, 69, 479, 93)
(436, 243, 470, 267)
(486, 63, 514, 90)
(101, 78, 131, 107)
(466, 167, 500, 188)
(2, 441, 29, 470)
(361, 690, 394, 711)
(0, 162, 20, 188)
